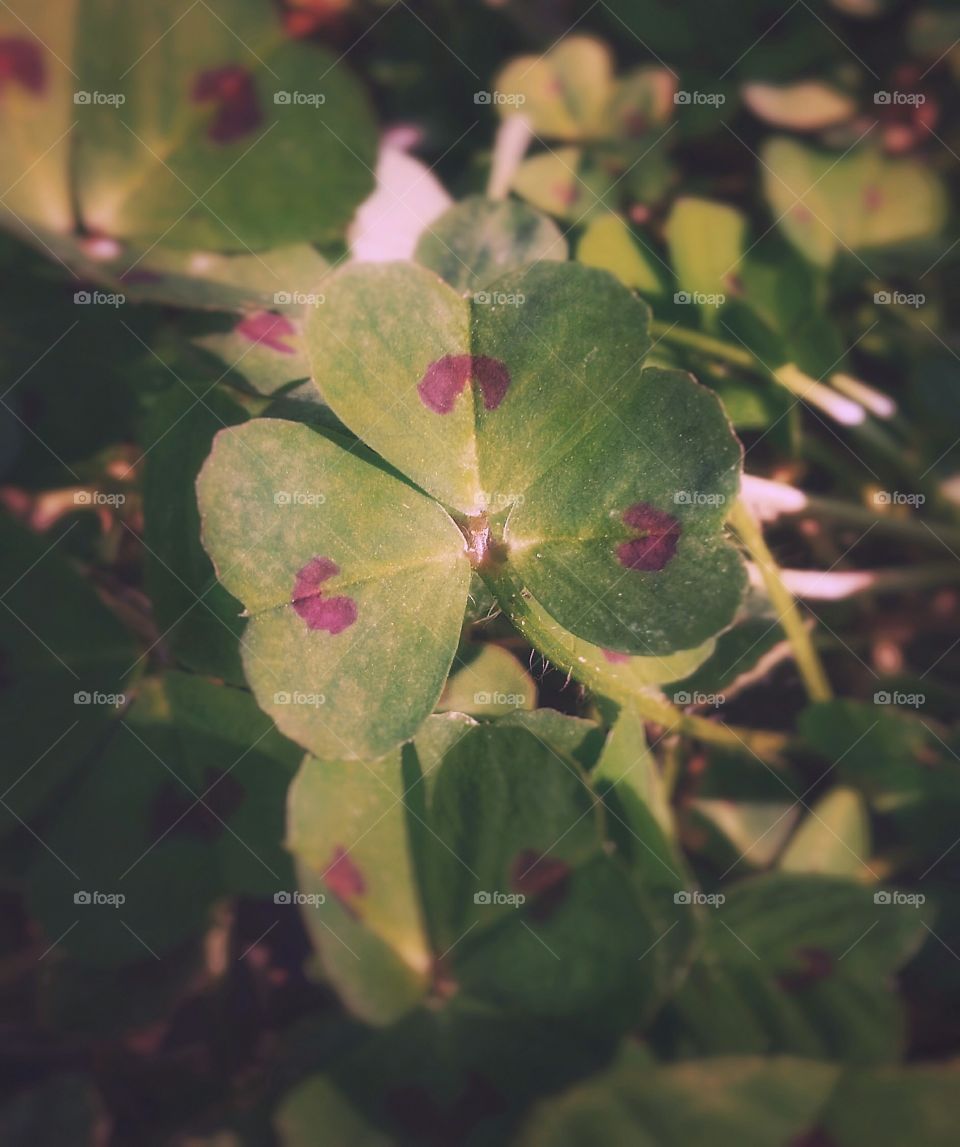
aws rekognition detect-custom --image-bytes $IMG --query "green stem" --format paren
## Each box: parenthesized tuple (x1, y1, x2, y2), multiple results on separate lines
(728, 499, 833, 703)
(650, 320, 757, 370)
(477, 557, 791, 761)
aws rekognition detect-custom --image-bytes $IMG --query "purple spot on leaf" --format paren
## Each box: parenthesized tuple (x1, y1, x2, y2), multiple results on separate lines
(510, 849, 571, 923)
(778, 946, 834, 992)
(192, 65, 262, 144)
(323, 846, 366, 904)
(863, 184, 883, 212)
(237, 310, 298, 354)
(602, 648, 630, 665)
(291, 556, 357, 634)
(617, 502, 681, 572)
(417, 354, 511, 414)
(0, 39, 44, 95)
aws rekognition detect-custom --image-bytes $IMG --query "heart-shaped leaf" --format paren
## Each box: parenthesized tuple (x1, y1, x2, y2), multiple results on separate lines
(665, 197, 747, 325)
(762, 139, 948, 267)
(577, 213, 665, 295)
(517, 1049, 838, 1147)
(414, 196, 566, 294)
(305, 260, 745, 656)
(287, 716, 696, 1032)
(0, 0, 376, 251)
(25, 674, 300, 965)
(197, 418, 470, 759)
(657, 873, 927, 1062)
(0, 517, 134, 839)
(743, 81, 855, 130)
(494, 37, 614, 142)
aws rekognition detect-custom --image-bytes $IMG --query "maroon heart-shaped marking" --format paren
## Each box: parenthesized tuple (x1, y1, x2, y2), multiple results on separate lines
(616, 502, 681, 571)
(417, 354, 510, 414)
(0, 39, 44, 95)
(192, 65, 262, 143)
(291, 556, 357, 633)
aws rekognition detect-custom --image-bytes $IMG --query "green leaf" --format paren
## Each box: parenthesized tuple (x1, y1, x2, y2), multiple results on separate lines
(665, 197, 747, 325)
(494, 37, 614, 142)
(762, 139, 948, 268)
(422, 721, 686, 1032)
(276, 1077, 392, 1147)
(499, 365, 745, 655)
(742, 81, 855, 130)
(26, 674, 299, 965)
(56, 238, 330, 314)
(76, 0, 375, 249)
(1, 0, 377, 251)
(822, 1060, 960, 1147)
(690, 799, 800, 869)
(437, 643, 536, 716)
(195, 309, 312, 397)
(0, 516, 133, 839)
(518, 1048, 838, 1147)
(511, 148, 617, 222)
(607, 67, 677, 137)
(414, 195, 566, 294)
(306, 260, 746, 655)
(0, 1, 75, 235)
(577, 213, 664, 295)
(657, 873, 927, 1062)
(779, 786, 872, 878)
(287, 749, 433, 1025)
(517, 589, 718, 696)
(142, 383, 248, 684)
(286, 718, 690, 1034)
(196, 418, 470, 759)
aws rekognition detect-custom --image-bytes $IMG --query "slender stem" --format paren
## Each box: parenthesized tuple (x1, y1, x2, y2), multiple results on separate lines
(728, 499, 833, 702)
(477, 557, 791, 761)
(650, 320, 757, 370)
